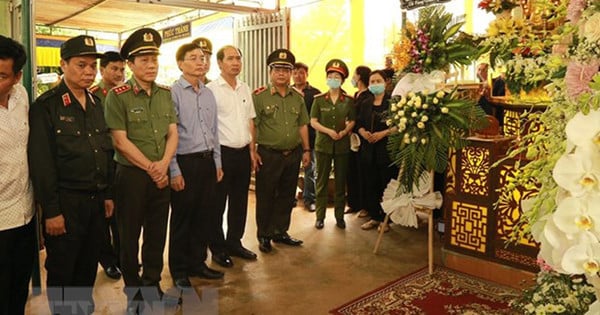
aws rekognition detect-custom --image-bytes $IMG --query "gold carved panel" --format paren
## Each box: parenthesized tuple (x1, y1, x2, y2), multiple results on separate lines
(497, 163, 538, 247)
(460, 146, 490, 196)
(503, 110, 520, 137)
(450, 201, 488, 253)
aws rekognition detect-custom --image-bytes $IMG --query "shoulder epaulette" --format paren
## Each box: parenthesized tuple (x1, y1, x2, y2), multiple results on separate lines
(253, 86, 267, 95)
(89, 85, 100, 94)
(112, 85, 131, 95)
(157, 83, 171, 91)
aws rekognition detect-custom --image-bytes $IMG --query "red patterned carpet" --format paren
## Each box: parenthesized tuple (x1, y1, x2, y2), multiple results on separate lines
(330, 266, 519, 315)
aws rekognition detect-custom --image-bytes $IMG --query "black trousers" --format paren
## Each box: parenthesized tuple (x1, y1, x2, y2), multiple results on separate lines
(115, 165, 170, 294)
(0, 219, 35, 315)
(44, 189, 105, 315)
(98, 214, 119, 269)
(346, 150, 363, 211)
(210, 145, 251, 254)
(255, 145, 302, 239)
(169, 152, 217, 279)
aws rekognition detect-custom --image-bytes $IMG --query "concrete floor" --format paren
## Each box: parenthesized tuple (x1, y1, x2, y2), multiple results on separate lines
(25, 191, 441, 314)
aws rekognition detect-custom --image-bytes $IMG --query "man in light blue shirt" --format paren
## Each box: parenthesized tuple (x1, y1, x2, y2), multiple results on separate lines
(168, 42, 224, 289)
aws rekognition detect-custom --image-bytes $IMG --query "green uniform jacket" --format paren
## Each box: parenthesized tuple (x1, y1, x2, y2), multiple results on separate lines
(310, 92, 355, 155)
(29, 80, 114, 219)
(89, 81, 109, 106)
(253, 84, 309, 150)
(104, 77, 177, 166)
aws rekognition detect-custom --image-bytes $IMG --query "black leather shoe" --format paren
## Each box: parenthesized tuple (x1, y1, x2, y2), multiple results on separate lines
(173, 277, 192, 289)
(336, 219, 346, 229)
(212, 252, 234, 268)
(315, 220, 324, 229)
(228, 245, 257, 260)
(104, 265, 122, 280)
(258, 237, 272, 253)
(190, 264, 224, 279)
(272, 234, 303, 246)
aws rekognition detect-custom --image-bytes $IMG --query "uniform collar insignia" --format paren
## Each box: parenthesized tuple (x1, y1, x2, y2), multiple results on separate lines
(62, 93, 71, 107)
(133, 84, 141, 95)
(270, 86, 277, 95)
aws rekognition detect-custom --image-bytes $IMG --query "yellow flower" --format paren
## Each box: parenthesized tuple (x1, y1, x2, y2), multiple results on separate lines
(441, 107, 449, 113)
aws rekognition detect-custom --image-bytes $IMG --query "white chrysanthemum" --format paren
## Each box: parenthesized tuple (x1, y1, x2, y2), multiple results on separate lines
(565, 109, 600, 153)
(436, 91, 444, 98)
(391, 104, 398, 112)
(417, 122, 425, 129)
(553, 195, 600, 237)
(421, 115, 429, 122)
(441, 107, 449, 114)
(562, 243, 600, 276)
(411, 112, 418, 118)
(553, 150, 600, 197)
(398, 110, 405, 117)
(433, 97, 439, 104)
(423, 104, 428, 109)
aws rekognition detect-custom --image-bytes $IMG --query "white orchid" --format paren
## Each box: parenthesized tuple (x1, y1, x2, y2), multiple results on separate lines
(562, 243, 600, 276)
(553, 150, 600, 197)
(553, 195, 600, 238)
(565, 109, 600, 153)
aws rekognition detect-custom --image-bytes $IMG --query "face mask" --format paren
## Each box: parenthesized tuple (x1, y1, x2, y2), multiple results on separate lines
(351, 78, 358, 88)
(326, 78, 342, 89)
(368, 83, 385, 95)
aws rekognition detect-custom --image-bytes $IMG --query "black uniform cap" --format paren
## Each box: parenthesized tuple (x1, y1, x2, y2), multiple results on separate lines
(267, 49, 295, 69)
(60, 35, 103, 60)
(325, 59, 349, 79)
(120, 28, 161, 59)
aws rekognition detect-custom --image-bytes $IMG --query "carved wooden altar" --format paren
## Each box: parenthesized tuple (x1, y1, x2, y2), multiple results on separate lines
(443, 134, 540, 273)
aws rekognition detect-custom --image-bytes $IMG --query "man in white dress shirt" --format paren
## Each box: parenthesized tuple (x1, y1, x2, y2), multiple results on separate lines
(0, 34, 35, 315)
(206, 45, 258, 266)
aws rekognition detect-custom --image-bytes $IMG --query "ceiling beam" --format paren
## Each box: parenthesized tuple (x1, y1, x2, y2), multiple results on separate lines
(47, 0, 109, 26)
(120, 0, 279, 14)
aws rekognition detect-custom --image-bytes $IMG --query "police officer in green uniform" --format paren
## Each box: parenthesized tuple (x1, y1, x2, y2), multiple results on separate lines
(310, 59, 355, 230)
(253, 48, 311, 253)
(90, 50, 125, 281)
(29, 35, 113, 315)
(191, 37, 212, 84)
(90, 51, 125, 105)
(104, 28, 178, 314)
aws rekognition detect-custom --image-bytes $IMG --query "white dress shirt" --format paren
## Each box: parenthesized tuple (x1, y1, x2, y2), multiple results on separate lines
(206, 75, 256, 148)
(0, 84, 34, 231)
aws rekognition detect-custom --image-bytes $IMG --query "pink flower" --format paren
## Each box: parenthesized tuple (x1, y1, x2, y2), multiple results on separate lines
(567, 0, 585, 23)
(565, 60, 600, 99)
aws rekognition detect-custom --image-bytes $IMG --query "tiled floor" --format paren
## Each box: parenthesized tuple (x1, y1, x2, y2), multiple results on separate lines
(25, 191, 440, 314)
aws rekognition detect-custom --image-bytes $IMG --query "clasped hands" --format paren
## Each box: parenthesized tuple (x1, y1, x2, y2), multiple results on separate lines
(147, 160, 169, 189)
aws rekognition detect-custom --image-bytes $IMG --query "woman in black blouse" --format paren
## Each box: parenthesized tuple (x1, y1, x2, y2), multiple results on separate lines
(356, 70, 398, 231)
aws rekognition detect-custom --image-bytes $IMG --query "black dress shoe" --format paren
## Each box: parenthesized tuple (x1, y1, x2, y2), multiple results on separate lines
(104, 265, 122, 280)
(228, 245, 257, 260)
(336, 219, 346, 229)
(173, 277, 192, 289)
(258, 237, 272, 253)
(272, 234, 303, 246)
(190, 264, 224, 279)
(212, 252, 234, 268)
(315, 220, 324, 229)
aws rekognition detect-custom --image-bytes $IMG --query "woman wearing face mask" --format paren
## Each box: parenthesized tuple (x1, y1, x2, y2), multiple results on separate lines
(356, 70, 398, 232)
(310, 59, 355, 229)
(345, 66, 371, 216)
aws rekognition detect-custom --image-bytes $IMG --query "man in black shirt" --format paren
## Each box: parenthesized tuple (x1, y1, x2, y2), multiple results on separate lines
(29, 35, 113, 315)
(292, 62, 321, 211)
